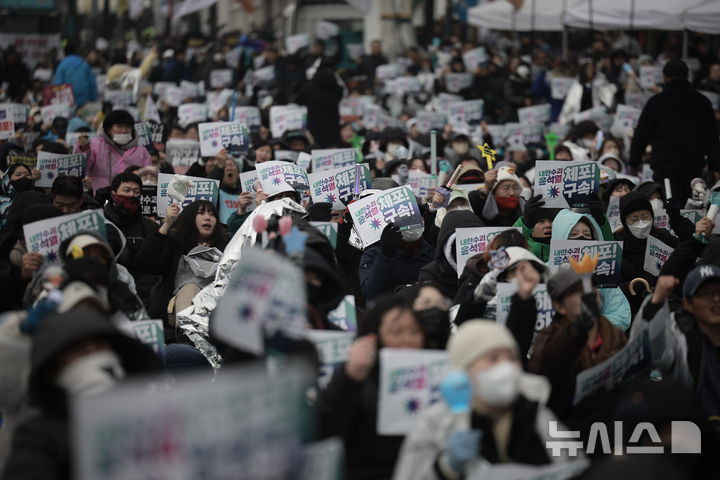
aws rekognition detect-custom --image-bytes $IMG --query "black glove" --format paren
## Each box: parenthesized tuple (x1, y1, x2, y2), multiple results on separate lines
(571, 292, 599, 336)
(586, 193, 606, 227)
(307, 202, 333, 221)
(522, 194, 545, 226)
(380, 223, 402, 257)
(665, 197, 681, 218)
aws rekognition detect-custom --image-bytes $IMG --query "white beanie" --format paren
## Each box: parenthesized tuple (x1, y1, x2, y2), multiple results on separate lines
(491, 166, 522, 194)
(448, 320, 519, 369)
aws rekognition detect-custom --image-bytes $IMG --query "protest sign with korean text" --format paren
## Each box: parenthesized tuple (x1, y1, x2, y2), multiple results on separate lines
(0, 116, 13, 140)
(0, 103, 28, 125)
(269, 105, 307, 138)
(140, 185, 157, 218)
(231, 106, 262, 130)
(416, 111, 447, 133)
(446, 100, 484, 127)
(255, 160, 310, 197)
(24, 210, 106, 263)
(644, 235, 674, 277)
(606, 196, 622, 232)
(43, 83, 75, 106)
(308, 163, 370, 210)
(165, 139, 200, 168)
(377, 349, 448, 435)
(310, 221, 339, 249)
(134, 122, 164, 147)
(639, 65, 662, 89)
(156, 173, 220, 217)
(518, 104, 551, 125)
(549, 240, 624, 286)
(462, 47, 488, 71)
(407, 170, 438, 200)
(348, 186, 423, 248)
(339, 96, 374, 122)
(305, 330, 353, 388)
(680, 209, 704, 225)
(611, 104, 641, 137)
(178, 103, 208, 128)
(218, 190, 241, 225)
(198, 122, 225, 157)
(455, 227, 521, 278)
(220, 122, 250, 156)
(104, 89, 134, 106)
(310, 148, 358, 172)
(327, 295, 357, 333)
(445, 72, 473, 93)
(495, 283, 554, 332)
(36, 152, 86, 188)
(239, 170, 258, 212)
(550, 76, 575, 100)
(534, 161, 600, 208)
(7, 152, 37, 169)
(41, 103, 71, 125)
(209, 69, 233, 88)
(123, 320, 165, 356)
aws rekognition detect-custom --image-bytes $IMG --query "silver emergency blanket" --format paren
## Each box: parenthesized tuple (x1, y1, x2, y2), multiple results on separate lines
(174, 245, 222, 292)
(176, 198, 306, 368)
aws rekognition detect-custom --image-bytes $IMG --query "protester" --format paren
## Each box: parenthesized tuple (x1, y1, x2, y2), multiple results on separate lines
(52, 44, 98, 106)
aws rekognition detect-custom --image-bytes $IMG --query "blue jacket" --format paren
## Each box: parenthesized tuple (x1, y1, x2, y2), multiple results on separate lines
(52, 55, 97, 106)
(551, 209, 632, 330)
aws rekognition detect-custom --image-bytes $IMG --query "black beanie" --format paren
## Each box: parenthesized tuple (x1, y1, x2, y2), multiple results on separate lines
(528, 207, 561, 228)
(619, 191, 652, 227)
(103, 109, 135, 133)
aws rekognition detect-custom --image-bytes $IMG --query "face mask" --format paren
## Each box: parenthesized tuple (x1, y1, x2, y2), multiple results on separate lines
(391, 165, 409, 186)
(474, 361, 521, 408)
(10, 177, 34, 192)
(495, 194, 519, 210)
(649, 198, 664, 211)
(401, 226, 424, 242)
(386, 143, 401, 158)
(113, 133, 133, 145)
(453, 143, 469, 155)
(111, 192, 140, 214)
(580, 138, 596, 150)
(520, 187, 533, 201)
(628, 219, 652, 240)
(55, 350, 125, 396)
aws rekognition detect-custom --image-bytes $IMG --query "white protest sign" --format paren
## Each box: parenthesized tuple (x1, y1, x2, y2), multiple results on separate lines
(255, 160, 309, 197)
(36, 152, 87, 188)
(644, 235, 674, 277)
(310, 148, 357, 172)
(533, 161, 601, 208)
(437, 93, 464, 111)
(606, 196, 622, 232)
(73, 364, 311, 480)
(384, 76, 422, 96)
(297, 152, 312, 170)
(574, 331, 651, 405)
(407, 170, 438, 200)
(310, 221, 339, 249)
(446, 100, 484, 128)
(165, 139, 201, 168)
(152, 81, 175, 98)
(0, 115, 13, 140)
(339, 96, 374, 121)
(207, 89, 233, 115)
(445, 72, 473, 93)
(180, 80, 202, 99)
(348, 186, 424, 248)
(376, 63, 404, 81)
(653, 207, 670, 231)
(269, 105, 307, 138)
(156, 173, 220, 217)
(550, 76, 575, 100)
(315, 20, 339, 39)
(305, 330, 353, 388)
(327, 295, 357, 332)
(104, 89, 134, 106)
(377, 349, 448, 435)
(214, 248, 306, 355)
(462, 47, 488, 71)
(308, 163, 371, 210)
(40, 103, 71, 125)
(219, 122, 250, 156)
(251, 65, 275, 85)
(518, 104, 551, 125)
(495, 283, 554, 331)
(700, 90, 720, 111)
(209, 69, 233, 89)
(231, 106, 262, 129)
(162, 85, 184, 107)
(610, 104, 641, 138)
(198, 121, 225, 157)
(416, 112, 447, 133)
(639, 65, 662, 89)
(239, 170, 258, 212)
(0, 103, 27, 135)
(24, 210, 106, 263)
(177, 103, 207, 128)
(286, 33, 310, 54)
(455, 227, 521, 278)
(548, 240, 624, 286)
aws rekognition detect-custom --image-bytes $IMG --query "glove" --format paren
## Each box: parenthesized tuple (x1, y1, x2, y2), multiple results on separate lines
(380, 223, 402, 257)
(447, 430, 481, 473)
(522, 194, 545, 226)
(571, 292, 598, 336)
(586, 193, 606, 227)
(307, 202, 333, 221)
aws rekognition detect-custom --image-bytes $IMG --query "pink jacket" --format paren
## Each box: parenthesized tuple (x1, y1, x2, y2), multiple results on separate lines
(75, 131, 150, 190)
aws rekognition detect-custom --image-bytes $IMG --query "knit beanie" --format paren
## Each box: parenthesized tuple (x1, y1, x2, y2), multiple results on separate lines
(448, 320, 519, 369)
(491, 166, 522, 194)
(102, 109, 135, 133)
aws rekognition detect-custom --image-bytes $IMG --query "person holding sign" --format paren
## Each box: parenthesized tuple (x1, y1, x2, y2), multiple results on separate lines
(528, 269, 626, 419)
(317, 295, 427, 480)
(135, 200, 228, 327)
(76, 110, 150, 190)
(468, 166, 524, 227)
(394, 321, 563, 480)
(512, 195, 561, 262)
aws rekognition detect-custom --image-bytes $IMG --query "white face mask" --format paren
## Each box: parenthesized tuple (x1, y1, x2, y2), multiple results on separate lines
(520, 187, 533, 201)
(628, 219, 652, 240)
(453, 143, 469, 155)
(386, 143, 402, 158)
(649, 198, 664, 211)
(474, 361, 521, 408)
(113, 133, 133, 145)
(56, 350, 125, 396)
(401, 227, 424, 242)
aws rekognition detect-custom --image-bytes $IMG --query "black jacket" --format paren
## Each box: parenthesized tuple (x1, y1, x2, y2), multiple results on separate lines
(103, 203, 159, 270)
(296, 77, 343, 148)
(359, 241, 435, 301)
(629, 80, 720, 172)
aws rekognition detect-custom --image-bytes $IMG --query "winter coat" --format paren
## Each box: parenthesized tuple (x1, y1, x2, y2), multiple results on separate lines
(0, 313, 32, 462)
(74, 128, 150, 190)
(52, 54, 98, 106)
(629, 80, 720, 173)
(392, 375, 574, 480)
(558, 74, 617, 124)
(551, 209, 632, 330)
(296, 76, 343, 147)
(528, 312, 626, 419)
(468, 190, 524, 227)
(418, 210, 484, 299)
(513, 216, 551, 262)
(359, 241, 435, 301)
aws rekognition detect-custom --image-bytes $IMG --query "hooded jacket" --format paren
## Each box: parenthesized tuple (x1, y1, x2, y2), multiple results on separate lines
(74, 126, 150, 190)
(512, 209, 561, 263)
(468, 189, 524, 227)
(2, 309, 162, 480)
(551, 209, 632, 330)
(418, 210, 485, 299)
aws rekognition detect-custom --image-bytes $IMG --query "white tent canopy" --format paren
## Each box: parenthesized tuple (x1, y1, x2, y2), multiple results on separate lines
(467, 0, 567, 32)
(683, 0, 720, 35)
(563, 0, 707, 31)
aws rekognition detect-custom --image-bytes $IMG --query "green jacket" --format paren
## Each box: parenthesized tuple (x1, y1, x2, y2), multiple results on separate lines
(226, 210, 251, 235)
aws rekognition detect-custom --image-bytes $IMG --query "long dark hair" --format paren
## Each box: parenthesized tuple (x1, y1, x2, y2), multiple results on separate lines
(170, 200, 228, 253)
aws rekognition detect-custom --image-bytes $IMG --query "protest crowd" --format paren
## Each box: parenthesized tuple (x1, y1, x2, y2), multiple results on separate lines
(2, 12, 720, 480)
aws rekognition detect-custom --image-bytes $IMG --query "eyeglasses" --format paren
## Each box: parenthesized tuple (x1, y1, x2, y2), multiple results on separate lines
(496, 184, 522, 194)
(626, 213, 653, 224)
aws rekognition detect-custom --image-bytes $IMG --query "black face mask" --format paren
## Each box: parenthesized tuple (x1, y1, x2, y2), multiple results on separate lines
(307, 283, 323, 304)
(10, 177, 34, 193)
(416, 308, 451, 350)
